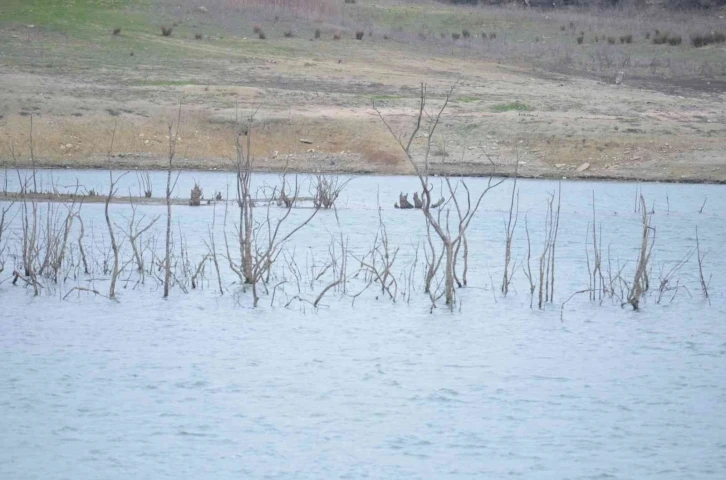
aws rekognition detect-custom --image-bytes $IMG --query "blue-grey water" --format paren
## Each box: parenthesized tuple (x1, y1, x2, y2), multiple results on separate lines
(1, 169, 725, 479)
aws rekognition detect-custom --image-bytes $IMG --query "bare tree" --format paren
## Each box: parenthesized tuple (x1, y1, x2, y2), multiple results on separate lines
(124, 201, 159, 274)
(0, 202, 12, 276)
(163, 105, 182, 298)
(522, 214, 535, 308)
(137, 171, 153, 198)
(104, 124, 127, 299)
(501, 155, 519, 296)
(695, 226, 710, 305)
(374, 83, 502, 310)
(538, 186, 561, 309)
(226, 112, 320, 306)
(625, 195, 655, 310)
(586, 192, 604, 302)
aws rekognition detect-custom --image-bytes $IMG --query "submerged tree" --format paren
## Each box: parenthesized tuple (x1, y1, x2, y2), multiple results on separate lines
(374, 83, 503, 310)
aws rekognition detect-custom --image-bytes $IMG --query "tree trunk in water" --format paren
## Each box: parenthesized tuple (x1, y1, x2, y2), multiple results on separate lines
(163, 164, 172, 298)
(445, 241, 454, 308)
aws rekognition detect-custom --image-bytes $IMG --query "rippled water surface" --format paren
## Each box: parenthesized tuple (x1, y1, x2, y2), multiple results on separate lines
(1, 170, 725, 479)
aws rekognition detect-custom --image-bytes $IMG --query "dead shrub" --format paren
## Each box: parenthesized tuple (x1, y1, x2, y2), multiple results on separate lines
(691, 33, 706, 47)
(691, 32, 726, 48)
(161, 26, 173, 37)
(189, 183, 202, 207)
(112, 27, 121, 36)
(312, 175, 350, 209)
(355, 30, 364, 40)
(653, 33, 669, 45)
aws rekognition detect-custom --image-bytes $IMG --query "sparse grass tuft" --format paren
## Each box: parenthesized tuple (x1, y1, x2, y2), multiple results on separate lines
(492, 101, 532, 113)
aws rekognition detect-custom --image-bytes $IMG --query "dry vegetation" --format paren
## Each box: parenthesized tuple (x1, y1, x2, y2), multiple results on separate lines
(0, 98, 714, 314)
(0, 0, 724, 181)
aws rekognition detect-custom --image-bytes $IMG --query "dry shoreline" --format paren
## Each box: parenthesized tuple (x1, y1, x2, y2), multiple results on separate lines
(3, 156, 726, 185)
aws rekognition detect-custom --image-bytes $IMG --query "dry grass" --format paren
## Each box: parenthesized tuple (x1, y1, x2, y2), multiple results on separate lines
(225, 0, 341, 20)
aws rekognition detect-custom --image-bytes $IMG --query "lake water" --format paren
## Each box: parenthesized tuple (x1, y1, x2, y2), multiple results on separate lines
(1, 169, 725, 479)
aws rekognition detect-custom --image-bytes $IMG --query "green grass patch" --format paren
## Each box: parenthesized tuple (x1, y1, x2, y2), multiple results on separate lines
(1, 0, 144, 35)
(492, 101, 532, 113)
(454, 95, 480, 104)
